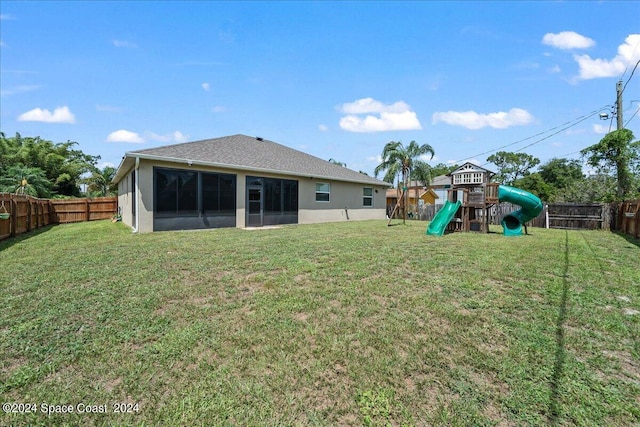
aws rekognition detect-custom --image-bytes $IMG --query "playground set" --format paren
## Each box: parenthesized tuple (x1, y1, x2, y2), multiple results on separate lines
(425, 163, 543, 237)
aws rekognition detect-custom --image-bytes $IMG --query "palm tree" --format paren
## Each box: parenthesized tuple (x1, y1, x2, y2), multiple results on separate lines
(374, 140, 434, 223)
(83, 166, 117, 197)
(0, 165, 52, 198)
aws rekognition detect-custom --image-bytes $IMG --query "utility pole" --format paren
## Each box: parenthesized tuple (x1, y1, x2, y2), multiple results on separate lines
(616, 80, 623, 130)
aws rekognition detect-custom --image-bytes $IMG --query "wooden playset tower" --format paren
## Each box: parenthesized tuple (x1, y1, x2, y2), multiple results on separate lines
(446, 162, 499, 233)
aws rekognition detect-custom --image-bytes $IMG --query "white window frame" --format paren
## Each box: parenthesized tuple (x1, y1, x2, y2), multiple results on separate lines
(453, 172, 484, 185)
(363, 187, 373, 207)
(315, 182, 330, 202)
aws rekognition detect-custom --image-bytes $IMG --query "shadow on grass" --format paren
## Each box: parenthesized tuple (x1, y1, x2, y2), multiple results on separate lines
(0, 224, 56, 251)
(548, 230, 570, 425)
(580, 231, 640, 361)
(613, 230, 640, 249)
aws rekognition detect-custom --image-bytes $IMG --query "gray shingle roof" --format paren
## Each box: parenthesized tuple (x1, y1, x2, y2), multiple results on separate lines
(115, 134, 389, 186)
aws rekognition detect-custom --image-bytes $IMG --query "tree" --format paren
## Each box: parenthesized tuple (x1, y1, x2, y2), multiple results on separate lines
(534, 158, 585, 202)
(429, 163, 458, 178)
(0, 165, 52, 197)
(83, 166, 117, 197)
(561, 166, 617, 203)
(513, 173, 555, 202)
(581, 129, 640, 200)
(374, 140, 434, 223)
(486, 151, 540, 185)
(0, 132, 100, 197)
(539, 158, 584, 190)
(328, 158, 347, 167)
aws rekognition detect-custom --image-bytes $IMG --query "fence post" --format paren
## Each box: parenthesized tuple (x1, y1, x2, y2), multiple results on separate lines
(633, 200, 640, 239)
(10, 196, 16, 237)
(26, 198, 31, 232)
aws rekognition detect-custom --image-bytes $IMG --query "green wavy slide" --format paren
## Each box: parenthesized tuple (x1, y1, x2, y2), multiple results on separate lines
(425, 185, 543, 237)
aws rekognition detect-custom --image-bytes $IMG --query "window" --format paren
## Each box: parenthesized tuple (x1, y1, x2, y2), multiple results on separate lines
(363, 187, 373, 207)
(255, 177, 298, 214)
(155, 167, 235, 215)
(315, 183, 330, 202)
(282, 180, 298, 213)
(202, 172, 236, 214)
(453, 172, 485, 185)
(264, 178, 282, 213)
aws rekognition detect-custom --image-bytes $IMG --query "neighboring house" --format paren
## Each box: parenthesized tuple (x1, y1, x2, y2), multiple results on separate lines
(385, 186, 438, 208)
(428, 175, 452, 203)
(385, 180, 438, 218)
(112, 134, 391, 232)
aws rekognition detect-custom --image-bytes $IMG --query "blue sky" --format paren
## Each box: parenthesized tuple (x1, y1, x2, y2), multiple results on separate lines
(1, 1, 639, 178)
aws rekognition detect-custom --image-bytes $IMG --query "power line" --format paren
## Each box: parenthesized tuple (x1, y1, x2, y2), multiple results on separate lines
(453, 105, 611, 165)
(625, 104, 639, 127)
(621, 59, 640, 96)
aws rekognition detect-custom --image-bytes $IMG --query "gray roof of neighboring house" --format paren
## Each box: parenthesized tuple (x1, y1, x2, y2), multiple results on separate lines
(113, 134, 390, 186)
(430, 175, 451, 187)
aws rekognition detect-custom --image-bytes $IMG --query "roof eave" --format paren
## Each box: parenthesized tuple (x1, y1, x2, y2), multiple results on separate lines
(117, 152, 391, 187)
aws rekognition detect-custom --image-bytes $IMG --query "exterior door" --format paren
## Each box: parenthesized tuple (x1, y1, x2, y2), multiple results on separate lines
(247, 186, 263, 227)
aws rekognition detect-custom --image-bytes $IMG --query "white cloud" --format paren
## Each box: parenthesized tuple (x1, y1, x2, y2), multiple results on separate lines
(18, 106, 75, 123)
(338, 98, 422, 133)
(201, 82, 210, 91)
(542, 31, 595, 50)
(107, 129, 189, 144)
(0, 14, 16, 20)
(171, 131, 189, 143)
(145, 130, 190, 143)
(549, 65, 561, 74)
(593, 124, 610, 135)
(106, 129, 144, 143)
(367, 155, 383, 163)
(97, 161, 116, 169)
(431, 108, 534, 130)
(573, 34, 640, 80)
(0, 40, 6, 47)
(113, 39, 137, 48)
(212, 105, 227, 113)
(318, 124, 328, 132)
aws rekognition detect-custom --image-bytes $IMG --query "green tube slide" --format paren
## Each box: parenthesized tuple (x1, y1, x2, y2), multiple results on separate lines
(426, 200, 461, 236)
(498, 185, 543, 236)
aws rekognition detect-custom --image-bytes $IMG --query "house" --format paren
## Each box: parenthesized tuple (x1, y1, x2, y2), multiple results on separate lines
(385, 180, 439, 218)
(385, 185, 438, 208)
(428, 174, 452, 203)
(112, 134, 391, 232)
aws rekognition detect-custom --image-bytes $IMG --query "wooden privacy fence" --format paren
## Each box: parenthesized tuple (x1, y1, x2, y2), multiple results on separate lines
(618, 200, 640, 239)
(0, 193, 117, 241)
(418, 202, 620, 231)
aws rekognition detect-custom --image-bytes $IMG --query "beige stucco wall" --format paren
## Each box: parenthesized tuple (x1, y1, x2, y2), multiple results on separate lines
(116, 158, 388, 232)
(117, 169, 133, 228)
(298, 179, 386, 223)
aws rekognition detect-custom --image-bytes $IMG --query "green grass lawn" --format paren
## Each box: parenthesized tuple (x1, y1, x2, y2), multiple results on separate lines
(1, 220, 639, 426)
